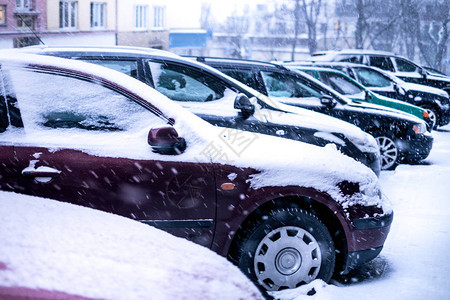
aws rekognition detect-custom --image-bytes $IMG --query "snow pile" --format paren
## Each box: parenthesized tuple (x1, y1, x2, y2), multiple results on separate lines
(0, 192, 263, 300)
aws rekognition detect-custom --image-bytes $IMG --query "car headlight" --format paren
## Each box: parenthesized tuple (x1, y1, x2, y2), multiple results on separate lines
(413, 123, 427, 134)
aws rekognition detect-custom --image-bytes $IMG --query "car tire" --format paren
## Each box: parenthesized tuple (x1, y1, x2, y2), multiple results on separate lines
(375, 135, 399, 170)
(421, 104, 439, 129)
(230, 208, 335, 292)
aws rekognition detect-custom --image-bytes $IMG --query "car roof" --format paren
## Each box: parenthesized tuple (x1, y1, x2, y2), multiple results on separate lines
(22, 45, 180, 58)
(312, 49, 396, 57)
(189, 56, 289, 70)
(292, 65, 348, 74)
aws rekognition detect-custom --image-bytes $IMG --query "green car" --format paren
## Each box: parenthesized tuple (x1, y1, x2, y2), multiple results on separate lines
(294, 66, 432, 129)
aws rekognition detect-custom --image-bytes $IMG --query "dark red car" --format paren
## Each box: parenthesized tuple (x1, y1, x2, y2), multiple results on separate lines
(0, 53, 393, 294)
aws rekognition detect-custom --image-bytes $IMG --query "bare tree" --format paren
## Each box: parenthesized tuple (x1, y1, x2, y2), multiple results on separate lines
(417, 0, 450, 69)
(300, 0, 323, 54)
(291, 0, 301, 60)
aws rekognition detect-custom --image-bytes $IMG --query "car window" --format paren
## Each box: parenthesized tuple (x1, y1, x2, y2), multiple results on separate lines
(339, 55, 363, 63)
(221, 69, 256, 87)
(319, 72, 364, 95)
(82, 59, 139, 78)
(260, 71, 322, 99)
(395, 58, 419, 73)
(3, 67, 165, 140)
(353, 67, 392, 88)
(368, 56, 395, 72)
(148, 62, 229, 102)
(0, 68, 8, 132)
(301, 70, 315, 77)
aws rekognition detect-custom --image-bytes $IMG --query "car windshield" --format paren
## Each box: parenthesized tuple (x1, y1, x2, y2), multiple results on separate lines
(353, 67, 393, 88)
(318, 71, 364, 96)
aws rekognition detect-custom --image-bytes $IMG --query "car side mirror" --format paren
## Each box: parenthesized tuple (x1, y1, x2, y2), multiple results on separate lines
(320, 95, 337, 108)
(148, 125, 186, 155)
(234, 93, 255, 119)
(365, 91, 373, 101)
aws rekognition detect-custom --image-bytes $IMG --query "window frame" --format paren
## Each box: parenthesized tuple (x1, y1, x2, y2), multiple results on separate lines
(0, 5, 6, 25)
(153, 6, 165, 29)
(16, 0, 31, 10)
(90, 2, 106, 29)
(135, 5, 148, 31)
(59, 0, 78, 30)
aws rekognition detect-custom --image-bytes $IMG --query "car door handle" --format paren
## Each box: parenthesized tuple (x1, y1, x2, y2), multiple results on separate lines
(22, 168, 61, 178)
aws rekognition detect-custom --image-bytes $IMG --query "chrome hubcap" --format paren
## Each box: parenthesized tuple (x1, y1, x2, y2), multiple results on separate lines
(276, 248, 302, 275)
(254, 226, 321, 291)
(376, 136, 398, 170)
(425, 109, 437, 128)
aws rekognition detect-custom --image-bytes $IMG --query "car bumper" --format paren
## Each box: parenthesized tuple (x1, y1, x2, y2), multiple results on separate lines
(439, 105, 450, 126)
(397, 131, 434, 162)
(342, 212, 394, 274)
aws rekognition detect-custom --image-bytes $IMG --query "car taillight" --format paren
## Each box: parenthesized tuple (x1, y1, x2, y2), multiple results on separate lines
(422, 111, 430, 118)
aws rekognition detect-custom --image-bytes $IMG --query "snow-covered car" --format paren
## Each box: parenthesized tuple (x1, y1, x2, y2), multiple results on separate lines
(0, 53, 393, 293)
(292, 65, 432, 128)
(195, 57, 433, 170)
(0, 191, 263, 299)
(285, 61, 450, 129)
(307, 49, 450, 96)
(18, 45, 382, 176)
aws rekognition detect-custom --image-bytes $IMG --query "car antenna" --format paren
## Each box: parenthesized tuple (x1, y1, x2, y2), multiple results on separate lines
(17, 15, 45, 45)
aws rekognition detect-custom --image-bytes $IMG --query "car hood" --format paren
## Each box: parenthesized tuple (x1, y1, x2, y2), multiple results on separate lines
(180, 92, 379, 154)
(205, 126, 390, 212)
(346, 98, 426, 123)
(401, 81, 449, 98)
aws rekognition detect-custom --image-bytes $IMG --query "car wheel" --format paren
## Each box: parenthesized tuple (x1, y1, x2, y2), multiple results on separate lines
(375, 135, 399, 170)
(231, 208, 335, 292)
(421, 105, 439, 129)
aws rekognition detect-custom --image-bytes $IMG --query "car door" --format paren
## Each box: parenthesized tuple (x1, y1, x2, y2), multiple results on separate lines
(146, 59, 251, 128)
(0, 63, 217, 248)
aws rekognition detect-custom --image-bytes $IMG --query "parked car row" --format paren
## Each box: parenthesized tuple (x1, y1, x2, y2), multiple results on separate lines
(194, 57, 433, 170)
(284, 61, 450, 130)
(1, 47, 425, 296)
(307, 49, 450, 95)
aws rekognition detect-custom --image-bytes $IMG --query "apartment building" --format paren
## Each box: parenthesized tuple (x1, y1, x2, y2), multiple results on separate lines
(0, 0, 202, 50)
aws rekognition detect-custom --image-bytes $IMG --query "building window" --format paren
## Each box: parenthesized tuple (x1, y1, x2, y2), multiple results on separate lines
(16, 0, 31, 10)
(0, 6, 5, 25)
(91, 2, 106, 29)
(59, 1, 78, 29)
(135, 5, 148, 30)
(17, 16, 34, 30)
(153, 6, 165, 28)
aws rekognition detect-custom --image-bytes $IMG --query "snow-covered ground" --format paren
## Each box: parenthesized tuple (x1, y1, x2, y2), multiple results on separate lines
(1, 124, 449, 300)
(273, 124, 450, 300)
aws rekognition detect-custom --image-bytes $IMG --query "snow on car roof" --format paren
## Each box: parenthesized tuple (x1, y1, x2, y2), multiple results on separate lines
(0, 191, 263, 299)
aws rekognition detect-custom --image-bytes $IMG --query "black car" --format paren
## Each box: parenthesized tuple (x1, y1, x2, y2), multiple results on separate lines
(308, 49, 450, 95)
(195, 57, 433, 170)
(19, 45, 382, 176)
(285, 61, 450, 129)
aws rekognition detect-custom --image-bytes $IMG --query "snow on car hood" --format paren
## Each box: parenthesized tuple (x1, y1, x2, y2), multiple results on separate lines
(401, 81, 449, 98)
(0, 192, 263, 299)
(209, 127, 390, 212)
